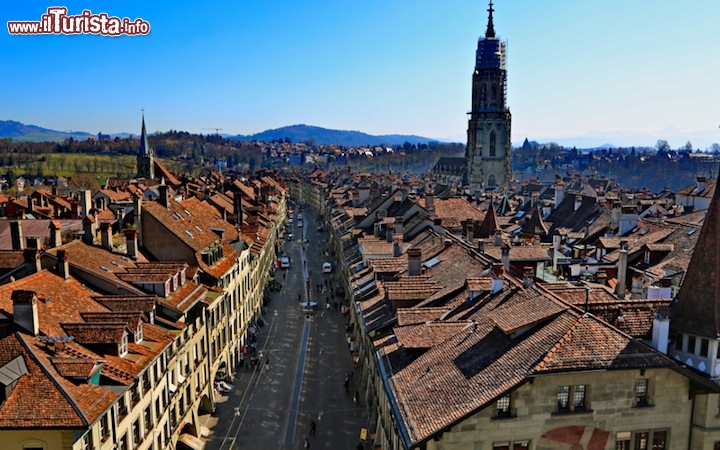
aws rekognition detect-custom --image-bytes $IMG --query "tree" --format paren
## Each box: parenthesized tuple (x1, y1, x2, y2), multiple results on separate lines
(710, 143, 720, 155)
(656, 139, 670, 153)
(683, 141, 693, 152)
(68, 173, 100, 191)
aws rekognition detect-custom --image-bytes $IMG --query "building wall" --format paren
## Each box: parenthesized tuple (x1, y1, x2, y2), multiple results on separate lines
(420, 368, 690, 450)
(141, 212, 196, 263)
(4, 431, 71, 450)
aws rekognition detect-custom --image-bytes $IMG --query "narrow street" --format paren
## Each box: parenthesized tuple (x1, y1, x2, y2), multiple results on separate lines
(202, 206, 368, 449)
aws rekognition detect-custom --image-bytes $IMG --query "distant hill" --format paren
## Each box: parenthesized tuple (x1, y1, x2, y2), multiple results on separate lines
(229, 124, 440, 147)
(0, 120, 93, 142)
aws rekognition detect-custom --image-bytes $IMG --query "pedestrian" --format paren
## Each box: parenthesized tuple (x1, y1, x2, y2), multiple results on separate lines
(304, 438, 310, 449)
(356, 442, 364, 450)
(265, 357, 270, 372)
(344, 377, 349, 394)
(309, 420, 316, 435)
(353, 390, 359, 405)
(349, 370, 354, 384)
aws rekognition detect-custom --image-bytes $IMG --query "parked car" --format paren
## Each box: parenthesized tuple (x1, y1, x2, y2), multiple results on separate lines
(322, 262, 332, 273)
(281, 257, 290, 268)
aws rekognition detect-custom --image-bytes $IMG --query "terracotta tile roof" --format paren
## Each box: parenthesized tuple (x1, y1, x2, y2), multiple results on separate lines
(672, 176, 720, 338)
(533, 314, 674, 372)
(44, 240, 143, 296)
(50, 357, 99, 378)
(61, 323, 128, 345)
(157, 280, 208, 313)
(394, 322, 471, 349)
(0, 250, 25, 270)
(143, 196, 239, 278)
(370, 276, 676, 446)
(422, 197, 485, 230)
(396, 307, 451, 326)
(0, 328, 99, 428)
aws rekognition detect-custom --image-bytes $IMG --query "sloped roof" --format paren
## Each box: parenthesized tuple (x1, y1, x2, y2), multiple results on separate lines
(672, 168, 720, 338)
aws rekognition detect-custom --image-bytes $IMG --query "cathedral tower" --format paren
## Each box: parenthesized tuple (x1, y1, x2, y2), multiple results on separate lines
(466, 1, 512, 190)
(136, 114, 155, 180)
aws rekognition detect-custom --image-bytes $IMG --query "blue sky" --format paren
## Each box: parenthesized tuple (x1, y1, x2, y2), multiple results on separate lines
(2, 1, 719, 149)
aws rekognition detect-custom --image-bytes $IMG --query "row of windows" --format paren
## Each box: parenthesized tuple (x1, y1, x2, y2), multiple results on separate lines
(496, 380, 651, 418)
(616, 429, 667, 450)
(675, 333, 717, 358)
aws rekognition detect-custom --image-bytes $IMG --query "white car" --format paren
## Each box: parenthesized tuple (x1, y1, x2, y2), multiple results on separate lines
(322, 262, 332, 273)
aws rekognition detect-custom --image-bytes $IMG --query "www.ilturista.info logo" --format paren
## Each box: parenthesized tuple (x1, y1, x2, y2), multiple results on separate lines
(7, 7, 150, 36)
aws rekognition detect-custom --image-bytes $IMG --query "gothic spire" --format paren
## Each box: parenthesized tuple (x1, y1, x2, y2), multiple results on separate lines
(485, 0, 496, 38)
(139, 113, 151, 156)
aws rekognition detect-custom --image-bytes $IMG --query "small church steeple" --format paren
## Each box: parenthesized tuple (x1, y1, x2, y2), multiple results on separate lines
(136, 112, 155, 179)
(139, 114, 150, 155)
(485, 0, 496, 38)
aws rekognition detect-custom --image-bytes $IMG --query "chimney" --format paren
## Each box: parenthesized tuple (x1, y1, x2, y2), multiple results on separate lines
(408, 248, 422, 276)
(425, 193, 435, 218)
(596, 270, 608, 286)
(574, 195, 583, 212)
(531, 192, 539, 208)
(133, 195, 143, 247)
(157, 180, 170, 208)
(23, 249, 42, 273)
(49, 221, 62, 248)
(125, 229, 138, 260)
(523, 267, 535, 288)
(82, 215, 95, 244)
(233, 193, 244, 226)
(696, 176, 707, 193)
(433, 218, 444, 235)
(57, 249, 70, 280)
(12, 290, 39, 336)
(10, 220, 24, 250)
(501, 243, 510, 273)
(386, 225, 393, 243)
(651, 306, 670, 354)
(584, 220, 591, 239)
(466, 219, 474, 242)
(491, 264, 504, 293)
(392, 236, 403, 257)
(477, 239, 485, 254)
(619, 206, 639, 236)
(494, 228, 503, 247)
(100, 222, 112, 250)
(81, 189, 92, 219)
(616, 240, 628, 299)
(554, 181, 565, 207)
(394, 216, 403, 235)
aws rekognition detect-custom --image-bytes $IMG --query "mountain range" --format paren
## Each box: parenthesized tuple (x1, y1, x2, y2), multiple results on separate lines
(228, 124, 440, 146)
(0, 120, 443, 147)
(0, 120, 93, 142)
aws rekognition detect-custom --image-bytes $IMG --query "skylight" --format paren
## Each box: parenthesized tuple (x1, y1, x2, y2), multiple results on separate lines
(195, 225, 202, 232)
(688, 229, 697, 235)
(185, 230, 194, 238)
(184, 209, 192, 216)
(100, 266, 109, 271)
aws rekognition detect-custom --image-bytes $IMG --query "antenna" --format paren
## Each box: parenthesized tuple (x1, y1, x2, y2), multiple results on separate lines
(202, 128, 223, 135)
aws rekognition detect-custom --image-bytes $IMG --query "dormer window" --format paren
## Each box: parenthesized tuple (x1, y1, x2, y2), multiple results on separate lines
(135, 323, 143, 343)
(119, 333, 129, 357)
